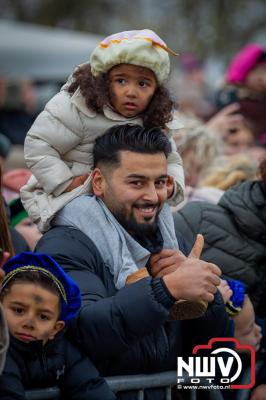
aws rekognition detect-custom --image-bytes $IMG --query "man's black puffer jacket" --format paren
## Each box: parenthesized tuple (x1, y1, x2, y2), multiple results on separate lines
(36, 226, 229, 379)
(173, 181, 266, 316)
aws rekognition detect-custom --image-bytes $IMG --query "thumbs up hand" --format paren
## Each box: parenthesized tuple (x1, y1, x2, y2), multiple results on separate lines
(149, 248, 185, 278)
(161, 234, 221, 303)
(189, 234, 204, 259)
(149, 234, 205, 278)
(127, 234, 220, 319)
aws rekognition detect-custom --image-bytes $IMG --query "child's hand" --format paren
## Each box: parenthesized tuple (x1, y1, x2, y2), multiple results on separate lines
(167, 176, 174, 198)
(64, 174, 89, 193)
(217, 279, 233, 304)
(250, 384, 266, 400)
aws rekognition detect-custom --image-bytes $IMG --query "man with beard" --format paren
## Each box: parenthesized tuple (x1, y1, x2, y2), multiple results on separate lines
(36, 124, 229, 398)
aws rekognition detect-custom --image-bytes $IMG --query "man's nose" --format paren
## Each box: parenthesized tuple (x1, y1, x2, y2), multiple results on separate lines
(142, 183, 159, 203)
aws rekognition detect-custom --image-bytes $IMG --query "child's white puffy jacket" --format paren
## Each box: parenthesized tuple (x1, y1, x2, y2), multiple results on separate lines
(21, 85, 185, 232)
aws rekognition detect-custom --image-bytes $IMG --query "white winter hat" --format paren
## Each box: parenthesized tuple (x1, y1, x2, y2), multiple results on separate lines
(90, 29, 178, 85)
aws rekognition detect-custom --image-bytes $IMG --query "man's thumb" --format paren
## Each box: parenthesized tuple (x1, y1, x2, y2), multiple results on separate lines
(189, 234, 204, 259)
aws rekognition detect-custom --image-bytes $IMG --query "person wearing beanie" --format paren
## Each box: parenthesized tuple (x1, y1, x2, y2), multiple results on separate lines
(21, 29, 185, 233)
(215, 43, 266, 141)
(0, 252, 116, 399)
(8, 197, 42, 251)
(226, 43, 266, 90)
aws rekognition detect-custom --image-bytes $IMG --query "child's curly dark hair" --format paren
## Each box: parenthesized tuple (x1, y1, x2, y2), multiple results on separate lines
(67, 64, 176, 129)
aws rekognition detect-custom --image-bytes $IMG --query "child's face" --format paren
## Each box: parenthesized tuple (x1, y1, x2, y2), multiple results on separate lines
(108, 63, 157, 118)
(234, 296, 262, 352)
(2, 282, 65, 344)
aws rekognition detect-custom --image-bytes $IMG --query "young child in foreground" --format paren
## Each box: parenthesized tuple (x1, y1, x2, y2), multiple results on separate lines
(0, 252, 116, 400)
(21, 29, 185, 233)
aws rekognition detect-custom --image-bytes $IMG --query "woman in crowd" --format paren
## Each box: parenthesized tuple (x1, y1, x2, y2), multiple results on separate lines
(218, 43, 266, 142)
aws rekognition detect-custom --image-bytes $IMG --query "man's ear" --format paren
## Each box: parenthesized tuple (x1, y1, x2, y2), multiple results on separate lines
(91, 168, 106, 196)
(48, 320, 65, 340)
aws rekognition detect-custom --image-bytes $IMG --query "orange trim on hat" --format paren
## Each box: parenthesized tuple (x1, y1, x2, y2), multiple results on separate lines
(99, 36, 178, 56)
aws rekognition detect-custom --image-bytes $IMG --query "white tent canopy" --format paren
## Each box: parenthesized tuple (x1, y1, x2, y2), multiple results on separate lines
(0, 20, 101, 81)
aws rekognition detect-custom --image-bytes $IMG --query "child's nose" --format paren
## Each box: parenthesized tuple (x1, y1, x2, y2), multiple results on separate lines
(125, 84, 137, 97)
(23, 317, 35, 329)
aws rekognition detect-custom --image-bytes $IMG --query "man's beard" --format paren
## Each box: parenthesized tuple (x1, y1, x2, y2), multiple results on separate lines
(114, 202, 160, 237)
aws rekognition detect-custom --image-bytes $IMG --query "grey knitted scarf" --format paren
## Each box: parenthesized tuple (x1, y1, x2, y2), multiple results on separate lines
(54, 195, 179, 289)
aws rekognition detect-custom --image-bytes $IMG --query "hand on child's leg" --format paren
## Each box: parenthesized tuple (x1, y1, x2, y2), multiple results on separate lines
(64, 174, 89, 192)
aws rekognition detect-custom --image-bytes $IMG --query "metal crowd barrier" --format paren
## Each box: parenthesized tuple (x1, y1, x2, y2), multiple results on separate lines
(25, 371, 225, 400)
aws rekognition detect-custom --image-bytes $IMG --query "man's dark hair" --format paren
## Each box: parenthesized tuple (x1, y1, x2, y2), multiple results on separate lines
(93, 124, 172, 168)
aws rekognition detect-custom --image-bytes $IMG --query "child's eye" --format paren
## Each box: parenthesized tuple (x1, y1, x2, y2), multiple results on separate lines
(116, 78, 126, 84)
(39, 314, 50, 321)
(12, 307, 24, 315)
(139, 81, 148, 87)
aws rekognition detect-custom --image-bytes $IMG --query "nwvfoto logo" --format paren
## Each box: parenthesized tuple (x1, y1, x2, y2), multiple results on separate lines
(177, 338, 256, 389)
